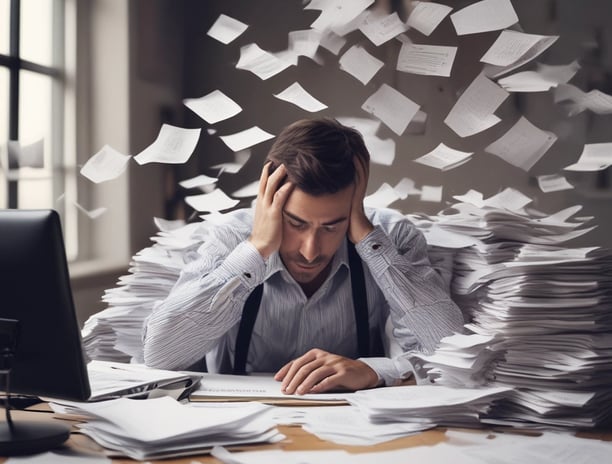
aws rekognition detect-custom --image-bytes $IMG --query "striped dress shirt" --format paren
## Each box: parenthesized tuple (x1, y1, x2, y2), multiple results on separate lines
(143, 207, 464, 386)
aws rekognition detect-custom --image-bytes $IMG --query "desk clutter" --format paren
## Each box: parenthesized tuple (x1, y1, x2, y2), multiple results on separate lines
(80, 189, 612, 448)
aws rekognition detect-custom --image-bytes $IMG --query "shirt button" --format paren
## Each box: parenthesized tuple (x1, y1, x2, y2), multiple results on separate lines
(372, 244, 381, 250)
(244, 272, 252, 279)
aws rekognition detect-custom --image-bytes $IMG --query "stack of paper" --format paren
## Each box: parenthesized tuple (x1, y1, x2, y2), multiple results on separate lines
(49, 397, 284, 460)
(348, 385, 513, 428)
(82, 221, 208, 362)
(405, 195, 612, 428)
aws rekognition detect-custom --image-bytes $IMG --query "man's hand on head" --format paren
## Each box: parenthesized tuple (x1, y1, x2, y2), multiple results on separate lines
(348, 156, 374, 244)
(249, 162, 294, 259)
(274, 348, 379, 394)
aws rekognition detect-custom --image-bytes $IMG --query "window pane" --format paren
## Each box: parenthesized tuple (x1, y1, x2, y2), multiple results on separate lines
(20, 0, 53, 66)
(0, 0, 9, 55)
(18, 69, 53, 208)
(0, 67, 8, 208)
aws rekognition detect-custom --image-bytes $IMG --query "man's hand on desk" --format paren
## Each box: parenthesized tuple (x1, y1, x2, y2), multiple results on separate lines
(274, 348, 379, 394)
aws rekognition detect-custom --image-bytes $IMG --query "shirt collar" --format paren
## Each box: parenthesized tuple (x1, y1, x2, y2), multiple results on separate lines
(264, 237, 351, 282)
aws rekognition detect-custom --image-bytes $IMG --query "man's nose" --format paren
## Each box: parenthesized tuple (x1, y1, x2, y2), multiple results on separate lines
(300, 230, 320, 263)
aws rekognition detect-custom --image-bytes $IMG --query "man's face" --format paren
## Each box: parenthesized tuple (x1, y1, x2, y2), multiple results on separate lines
(279, 185, 353, 287)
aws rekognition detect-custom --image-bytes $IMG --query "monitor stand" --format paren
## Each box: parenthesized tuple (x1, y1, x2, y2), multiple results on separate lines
(0, 419, 70, 456)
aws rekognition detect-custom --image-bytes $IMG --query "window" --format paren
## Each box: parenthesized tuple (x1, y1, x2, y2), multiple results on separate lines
(0, 0, 77, 257)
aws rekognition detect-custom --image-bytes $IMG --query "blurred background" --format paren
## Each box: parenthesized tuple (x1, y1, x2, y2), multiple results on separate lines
(1, 0, 611, 326)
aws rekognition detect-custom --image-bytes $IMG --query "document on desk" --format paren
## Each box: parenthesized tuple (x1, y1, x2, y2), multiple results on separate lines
(190, 373, 352, 405)
(86, 360, 202, 401)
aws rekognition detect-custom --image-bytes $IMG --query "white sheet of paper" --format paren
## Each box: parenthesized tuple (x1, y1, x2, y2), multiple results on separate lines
(232, 180, 260, 198)
(287, 29, 322, 61)
(413, 143, 473, 170)
(364, 182, 401, 208)
(397, 43, 457, 77)
(274, 82, 327, 112)
(485, 116, 557, 171)
(4, 450, 112, 464)
(450, 0, 518, 36)
(481, 30, 559, 78)
(179, 174, 218, 189)
(134, 124, 201, 165)
(394, 178, 420, 198)
(339, 45, 384, 85)
(358, 11, 408, 46)
(452, 189, 485, 207)
(420, 185, 443, 202)
(336, 116, 381, 135)
(483, 187, 532, 210)
(554, 84, 612, 115)
(206, 14, 248, 44)
(310, 0, 374, 34)
(320, 30, 347, 55)
(80, 145, 131, 183)
(361, 83, 420, 135)
(7, 138, 45, 168)
(236, 43, 293, 80)
(153, 217, 186, 232)
(211, 150, 251, 174)
(564, 143, 612, 171)
(183, 90, 242, 124)
(363, 134, 395, 166)
(219, 126, 275, 152)
(444, 73, 508, 137)
(185, 188, 239, 212)
(537, 174, 574, 193)
(73, 201, 107, 219)
(407, 1, 452, 36)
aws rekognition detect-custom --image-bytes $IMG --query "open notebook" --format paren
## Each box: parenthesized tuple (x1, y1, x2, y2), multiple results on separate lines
(0, 209, 201, 403)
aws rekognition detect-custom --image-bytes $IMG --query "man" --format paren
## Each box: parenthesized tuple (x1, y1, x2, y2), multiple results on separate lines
(143, 118, 463, 394)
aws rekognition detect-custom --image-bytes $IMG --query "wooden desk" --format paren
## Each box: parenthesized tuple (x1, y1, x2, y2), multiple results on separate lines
(2, 407, 611, 463)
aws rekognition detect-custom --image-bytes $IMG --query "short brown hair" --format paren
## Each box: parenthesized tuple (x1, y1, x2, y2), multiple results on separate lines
(265, 118, 370, 195)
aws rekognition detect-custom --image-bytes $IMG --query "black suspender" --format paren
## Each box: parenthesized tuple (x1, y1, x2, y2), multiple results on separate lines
(233, 241, 369, 375)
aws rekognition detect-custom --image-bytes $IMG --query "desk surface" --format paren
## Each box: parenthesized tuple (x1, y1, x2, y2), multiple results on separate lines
(2, 407, 611, 463)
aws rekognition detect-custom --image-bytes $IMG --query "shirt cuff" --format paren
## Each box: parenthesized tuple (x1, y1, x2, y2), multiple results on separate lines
(359, 357, 405, 387)
(216, 240, 266, 290)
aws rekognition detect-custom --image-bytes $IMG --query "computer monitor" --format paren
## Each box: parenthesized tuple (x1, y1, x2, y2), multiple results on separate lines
(0, 209, 91, 455)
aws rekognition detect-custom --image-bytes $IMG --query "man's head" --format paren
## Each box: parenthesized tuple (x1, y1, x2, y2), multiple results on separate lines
(265, 118, 370, 195)
(264, 118, 370, 294)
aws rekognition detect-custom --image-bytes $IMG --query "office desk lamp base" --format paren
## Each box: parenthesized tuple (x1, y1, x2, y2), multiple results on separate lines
(0, 420, 70, 456)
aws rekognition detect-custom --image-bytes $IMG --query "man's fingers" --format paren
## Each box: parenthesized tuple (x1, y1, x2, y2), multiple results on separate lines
(274, 360, 292, 381)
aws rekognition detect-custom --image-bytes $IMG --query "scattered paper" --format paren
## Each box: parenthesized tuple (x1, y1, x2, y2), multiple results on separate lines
(498, 60, 579, 92)
(364, 182, 401, 208)
(211, 150, 252, 174)
(420, 185, 443, 202)
(394, 178, 420, 198)
(414, 143, 473, 170)
(483, 187, 532, 210)
(7, 138, 45, 168)
(450, 0, 518, 36)
(185, 188, 239, 212)
(309, 0, 374, 35)
(80, 145, 131, 183)
(219, 126, 275, 152)
(537, 174, 574, 193)
(232, 180, 260, 198)
(153, 217, 186, 232)
(406, 1, 452, 36)
(554, 84, 612, 116)
(358, 11, 408, 46)
(485, 116, 557, 171)
(236, 43, 293, 80)
(444, 73, 509, 137)
(179, 174, 218, 189)
(339, 45, 384, 85)
(363, 134, 395, 166)
(73, 201, 107, 219)
(564, 143, 612, 171)
(319, 30, 347, 55)
(207, 14, 248, 44)
(481, 30, 559, 78)
(274, 82, 327, 112)
(397, 43, 457, 77)
(134, 124, 201, 165)
(183, 90, 242, 124)
(361, 84, 420, 135)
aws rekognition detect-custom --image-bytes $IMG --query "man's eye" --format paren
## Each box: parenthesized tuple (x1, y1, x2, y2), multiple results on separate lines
(288, 219, 306, 229)
(323, 226, 337, 233)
